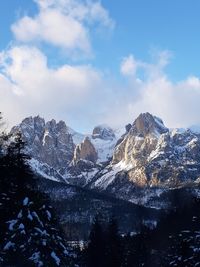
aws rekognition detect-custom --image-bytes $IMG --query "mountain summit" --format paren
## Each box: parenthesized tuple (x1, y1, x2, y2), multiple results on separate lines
(131, 112, 168, 137)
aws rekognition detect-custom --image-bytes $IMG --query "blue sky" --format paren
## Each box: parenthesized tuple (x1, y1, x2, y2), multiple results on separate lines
(2, 0, 200, 79)
(0, 0, 200, 132)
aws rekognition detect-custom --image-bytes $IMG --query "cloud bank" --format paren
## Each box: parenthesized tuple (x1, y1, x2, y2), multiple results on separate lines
(0, 45, 104, 130)
(1, 45, 200, 131)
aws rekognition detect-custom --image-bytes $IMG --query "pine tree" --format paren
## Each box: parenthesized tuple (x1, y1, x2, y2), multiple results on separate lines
(0, 127, 75, 266)
(86, 216, 105, 267)
(0, 112, 6, 156)
(105, 217, 121, 267)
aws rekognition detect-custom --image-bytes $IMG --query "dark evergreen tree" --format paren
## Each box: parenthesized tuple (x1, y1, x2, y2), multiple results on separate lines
(105, 217, 121, 267)
(86, 216, 105, 267)
(0, 112, 6, 156)
(0, 124, 75, 266)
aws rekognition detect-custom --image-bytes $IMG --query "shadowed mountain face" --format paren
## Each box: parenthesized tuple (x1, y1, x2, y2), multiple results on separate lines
(11, 116, 75, 169)
(11, 113, 200, 208)
(37, 177, 162, 240)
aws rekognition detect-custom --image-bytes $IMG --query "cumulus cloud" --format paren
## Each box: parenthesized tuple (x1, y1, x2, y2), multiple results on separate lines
(11, 0, 114, 57)
(115, 51, 200, 129)
(0, 0, 200, 132)
(120, 50, 172, 80)
(1, 45, 200, 132)
(0, 45, 104, 130)
(120, 55, 139, 77)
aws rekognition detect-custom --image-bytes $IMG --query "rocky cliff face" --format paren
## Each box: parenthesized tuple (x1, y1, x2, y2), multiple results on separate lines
(11, 116, 75, 171)
(73, 137, 98, 164)
(112, 113, 168, 165)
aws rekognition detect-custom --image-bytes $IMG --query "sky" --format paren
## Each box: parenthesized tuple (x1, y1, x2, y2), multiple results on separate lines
(0, 0, 200, 132)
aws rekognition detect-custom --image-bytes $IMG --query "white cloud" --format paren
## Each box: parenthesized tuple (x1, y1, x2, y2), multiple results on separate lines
(116, 51, 200, 129)
(0, 45, 103, 130)
(34, 0, 114, 27)
(0, 44, 200, 132)
(11, 0, 114, 57)
(120, 50, 172, 80)
(120, 55, 139, 77)
(132, 75, 200, 129)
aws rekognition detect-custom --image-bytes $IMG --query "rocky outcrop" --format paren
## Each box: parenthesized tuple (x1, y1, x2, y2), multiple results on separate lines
(131, 112, 168, 136)
(73, 137, 98, 164)
(112, 113, 168, 166)
(11, 116, 75, 170)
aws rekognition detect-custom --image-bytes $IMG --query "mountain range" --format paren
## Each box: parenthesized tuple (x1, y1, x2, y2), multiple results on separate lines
(11, 112, 200, 209)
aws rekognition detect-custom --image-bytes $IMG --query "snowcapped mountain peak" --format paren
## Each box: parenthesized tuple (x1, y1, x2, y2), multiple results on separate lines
(94, 113, 200, 205)
(92, 124, 115, 140)
(131, 112, 168, 137)
(21, 115, 45, 130)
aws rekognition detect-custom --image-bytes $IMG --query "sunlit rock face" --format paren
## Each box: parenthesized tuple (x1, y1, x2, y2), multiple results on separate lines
(73, 137, 98, 164)
(112, 113, 169, 169)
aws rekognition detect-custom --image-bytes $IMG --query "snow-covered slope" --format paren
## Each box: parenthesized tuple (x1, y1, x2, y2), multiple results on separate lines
(66, 126, 85, 145)
(90, 125, 124, 163)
